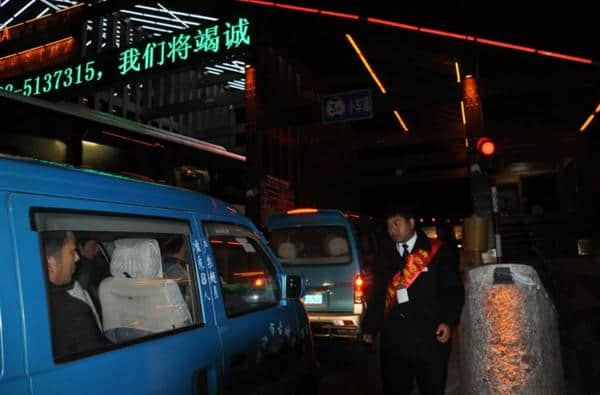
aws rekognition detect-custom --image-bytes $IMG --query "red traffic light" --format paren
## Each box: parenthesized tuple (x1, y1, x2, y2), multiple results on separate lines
(476, 137, 495, 156)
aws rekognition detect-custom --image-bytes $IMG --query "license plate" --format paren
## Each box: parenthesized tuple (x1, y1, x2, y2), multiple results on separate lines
(304, 293, 323, 305)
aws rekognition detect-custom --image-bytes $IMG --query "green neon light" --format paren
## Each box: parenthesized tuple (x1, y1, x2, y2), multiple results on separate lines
(0, 18, 250, 95)
(118, 18, 250, 76)
(0, 60, 103, 96)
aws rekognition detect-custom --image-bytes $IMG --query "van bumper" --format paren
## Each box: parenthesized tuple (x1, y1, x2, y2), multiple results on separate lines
(307, 312, 362, 339)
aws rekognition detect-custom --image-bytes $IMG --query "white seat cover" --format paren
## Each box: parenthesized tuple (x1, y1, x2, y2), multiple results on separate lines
(99, 239, 191, 337)
(278, 241, 297, 259)
(327, 237, 349, 257)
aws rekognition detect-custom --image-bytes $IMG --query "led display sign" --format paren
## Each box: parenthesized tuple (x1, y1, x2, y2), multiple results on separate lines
(0, 18, 250, 97)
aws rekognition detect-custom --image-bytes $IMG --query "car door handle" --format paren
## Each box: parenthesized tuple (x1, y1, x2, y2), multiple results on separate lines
(231, 352, 248, 368)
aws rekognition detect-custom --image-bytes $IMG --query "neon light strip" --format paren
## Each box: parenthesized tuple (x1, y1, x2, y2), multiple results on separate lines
(420, 27, 471, 40)
(238, 0, 359, 19)
(275, 3, 318, 13)
(36, 7, 50, 18)
(134, 4, 218, 21)
(460, 101, 466, 125)
(119, 9, 200, 26)
(320, 10, 360, 20)
(393, 110, 409, 132)
(1, 0, 35, 28)
(129, 16, 186, 30)
(454, 61, 461, 83)
(235, 1, 594, 65)
(475, 38, 535, 53)
(537, 50, 592, 64)
(0, 0, 11, 7)
(214, 64, 245, 73)
(579, 114, 594, 132)
(345, 33, 386, 94)
(368, 18, 591, 64)
(579, 102, 600, 132)
(158, 2, 189, 28)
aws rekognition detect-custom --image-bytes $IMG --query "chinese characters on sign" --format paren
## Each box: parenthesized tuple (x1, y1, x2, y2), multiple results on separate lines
(0, 18, 251, 97)
(118, 18, 250, 76)
(321, 89, 373, 124)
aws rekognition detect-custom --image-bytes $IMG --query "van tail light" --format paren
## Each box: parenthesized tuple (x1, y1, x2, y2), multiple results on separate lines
(354, 274, 364, 304)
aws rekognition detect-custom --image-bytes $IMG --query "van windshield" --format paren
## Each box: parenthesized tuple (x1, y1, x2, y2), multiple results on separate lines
(269, 226, 351, 265)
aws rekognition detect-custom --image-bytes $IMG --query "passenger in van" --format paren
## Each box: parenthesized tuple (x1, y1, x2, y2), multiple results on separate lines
(44, 231, 110, 357)
(74, 238, 111, 319)
(161, 235, 190, 299)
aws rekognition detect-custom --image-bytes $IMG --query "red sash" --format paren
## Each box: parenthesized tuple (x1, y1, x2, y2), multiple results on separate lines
(384, 238, 442, 316)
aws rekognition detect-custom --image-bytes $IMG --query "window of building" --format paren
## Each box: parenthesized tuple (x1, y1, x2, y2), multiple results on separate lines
(204, 222, 280, 317)
(34, 210, 201, 362)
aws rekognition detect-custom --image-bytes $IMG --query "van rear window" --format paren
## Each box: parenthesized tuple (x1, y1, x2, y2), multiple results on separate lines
(269, 226, 352, 265)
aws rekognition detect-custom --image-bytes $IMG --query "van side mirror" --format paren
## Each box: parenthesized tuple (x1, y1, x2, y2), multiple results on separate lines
(285, 275, 305, 299)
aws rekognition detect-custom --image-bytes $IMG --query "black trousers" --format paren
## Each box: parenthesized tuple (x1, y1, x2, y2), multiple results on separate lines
(380, 331, 450, 395)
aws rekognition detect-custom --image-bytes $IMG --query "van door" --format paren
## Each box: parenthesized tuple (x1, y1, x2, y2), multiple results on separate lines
(9, 193, 222, 395)
(202, 221, 310, 394)
(0, 192, 30, 394)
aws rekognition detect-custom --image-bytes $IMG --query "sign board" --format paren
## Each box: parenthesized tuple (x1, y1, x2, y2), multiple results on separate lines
(0, 17, 251, 97)
(321, 89, 373, 124)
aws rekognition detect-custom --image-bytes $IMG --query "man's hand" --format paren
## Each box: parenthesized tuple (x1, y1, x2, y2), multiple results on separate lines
(435, 323, 451, 343)
(362, 333, 374, 344)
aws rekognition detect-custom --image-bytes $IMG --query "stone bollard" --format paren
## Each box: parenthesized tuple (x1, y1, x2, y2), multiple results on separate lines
(459, 264, 564, 394)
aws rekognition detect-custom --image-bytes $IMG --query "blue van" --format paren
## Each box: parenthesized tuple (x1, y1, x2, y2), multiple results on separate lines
(0, 155, 314, 395)
(266, 209, 382, 338)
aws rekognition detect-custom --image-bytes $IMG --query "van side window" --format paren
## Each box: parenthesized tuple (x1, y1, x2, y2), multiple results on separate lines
(204, 222, 280, 317)
(34, 210, 202, 362)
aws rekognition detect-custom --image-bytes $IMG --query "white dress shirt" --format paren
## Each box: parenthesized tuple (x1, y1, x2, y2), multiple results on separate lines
(397, 232, 418, 257)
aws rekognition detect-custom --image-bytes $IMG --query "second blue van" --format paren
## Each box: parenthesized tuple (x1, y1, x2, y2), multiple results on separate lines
(266, 209, 382, 338)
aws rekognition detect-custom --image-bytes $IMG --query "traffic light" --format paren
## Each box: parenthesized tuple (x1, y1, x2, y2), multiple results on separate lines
(476, 137, 495, 156)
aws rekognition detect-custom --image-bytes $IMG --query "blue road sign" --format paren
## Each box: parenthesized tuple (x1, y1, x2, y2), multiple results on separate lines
(321, 89, 373, 124)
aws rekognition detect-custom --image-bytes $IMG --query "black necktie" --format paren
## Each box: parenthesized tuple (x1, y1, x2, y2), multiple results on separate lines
(400, 243, 409, 263)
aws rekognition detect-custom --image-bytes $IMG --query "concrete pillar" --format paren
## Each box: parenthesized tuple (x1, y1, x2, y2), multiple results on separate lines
(460, 264, 564, 394)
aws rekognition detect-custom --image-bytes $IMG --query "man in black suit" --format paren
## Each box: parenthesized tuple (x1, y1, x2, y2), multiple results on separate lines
(362, 207, 464, 395)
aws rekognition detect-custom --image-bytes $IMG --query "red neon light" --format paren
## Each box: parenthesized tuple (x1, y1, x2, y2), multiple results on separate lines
(366, 17, 418, 31)
(275, 3, 319, 13)
(419, 27, 469, 40)
(237, 1, 595, 65)
(475, 38, 536, 53)
(101, 131, 165, 149)
(320, 10, 360, 20)
(536, 50, 592, 64)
